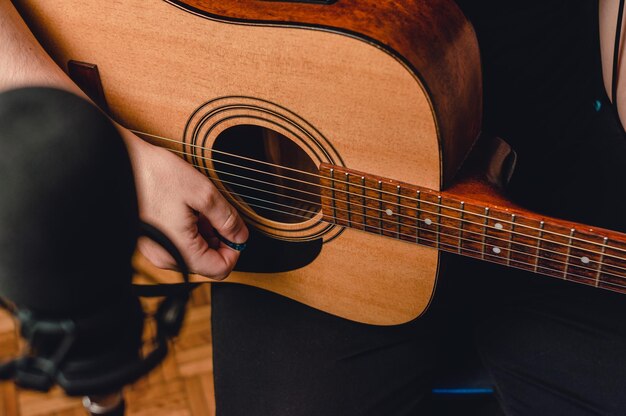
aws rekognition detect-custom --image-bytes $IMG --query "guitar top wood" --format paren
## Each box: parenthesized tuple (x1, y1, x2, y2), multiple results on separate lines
(15, 0, 484, 324)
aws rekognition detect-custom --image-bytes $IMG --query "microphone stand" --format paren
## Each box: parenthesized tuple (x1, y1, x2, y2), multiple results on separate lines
(82, 392, 125, 416)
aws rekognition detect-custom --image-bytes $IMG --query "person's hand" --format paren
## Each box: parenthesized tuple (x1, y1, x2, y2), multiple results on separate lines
(125, 133, 249, 280)
(0, 0, 248, 279)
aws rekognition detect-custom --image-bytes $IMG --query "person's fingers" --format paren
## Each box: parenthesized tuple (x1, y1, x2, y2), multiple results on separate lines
(188, 184, 249, 246)
(137, 219, 241, 280)
(198, 214, 220, 249)
(184, 231, 241, 280)
(137, 236, 176, 269)
(132, 143, 248, 280)
(184, 189, 248, 279)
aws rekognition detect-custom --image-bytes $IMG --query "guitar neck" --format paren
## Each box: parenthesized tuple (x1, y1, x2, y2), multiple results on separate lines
(319, 164, 626, 294)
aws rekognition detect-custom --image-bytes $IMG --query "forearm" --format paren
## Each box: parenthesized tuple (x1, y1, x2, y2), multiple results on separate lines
(0, 0, 148, 154)
(600, 0, 626, 126)
(1, 0, 247, 277)
(0, 1, 83, 95)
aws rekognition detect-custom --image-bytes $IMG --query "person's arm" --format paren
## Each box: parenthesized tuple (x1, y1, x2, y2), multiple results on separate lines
(0, 0, 248, 280)
(600, 0, 626, 127)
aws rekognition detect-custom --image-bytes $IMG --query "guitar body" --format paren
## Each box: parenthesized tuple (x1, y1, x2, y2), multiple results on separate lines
(14, 0, 482, 324)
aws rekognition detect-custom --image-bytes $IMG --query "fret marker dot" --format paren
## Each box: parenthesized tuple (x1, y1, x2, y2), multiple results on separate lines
(581, 256, 590, 264)
(385, 209, 394, 216)
(492, 247, 502, 254)
(495, 223, 503, 230)
(424, 218, 433, 226)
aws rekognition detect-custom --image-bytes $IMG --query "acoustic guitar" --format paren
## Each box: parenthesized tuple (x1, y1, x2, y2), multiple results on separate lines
(13, 0, 626, 325)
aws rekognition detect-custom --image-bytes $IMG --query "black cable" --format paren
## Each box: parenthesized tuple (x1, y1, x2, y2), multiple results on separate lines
(0, 221, 195, 396)
(138, 222, 190, 285)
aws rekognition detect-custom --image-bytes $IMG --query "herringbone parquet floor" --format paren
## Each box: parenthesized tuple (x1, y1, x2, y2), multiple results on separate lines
(0, 282, 216, 416)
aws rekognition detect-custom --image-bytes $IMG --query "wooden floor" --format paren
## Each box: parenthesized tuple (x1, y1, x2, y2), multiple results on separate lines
(0, 283, 216, 416)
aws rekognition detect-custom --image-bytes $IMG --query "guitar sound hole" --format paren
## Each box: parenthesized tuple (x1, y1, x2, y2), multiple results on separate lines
(212, 125, 321, 224)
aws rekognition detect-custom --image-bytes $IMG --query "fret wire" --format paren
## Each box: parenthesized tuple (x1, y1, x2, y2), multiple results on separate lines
(361, 176, 366, 229)
(396, 185, 402, 239)
(416, 190, 422, 245)
(458, 202, 465, 254)
(482, 208, 490, 260)
(564, 228, 575, 279)
(437, 196, 442, 249)
(534, 221, 545, 273)
(506, 214, 515, 266)
(330, 169, 337, 221)
(596, 237, 609, 287)
(345, 172, 352, 227)
(378, 181, 383, 236)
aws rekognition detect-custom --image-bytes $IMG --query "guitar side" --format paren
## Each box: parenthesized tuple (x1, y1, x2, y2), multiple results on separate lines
(14, 0, 482, 324)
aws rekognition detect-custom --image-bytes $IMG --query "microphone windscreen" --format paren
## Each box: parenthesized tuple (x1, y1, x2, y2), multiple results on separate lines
(0, 87, 139, 317)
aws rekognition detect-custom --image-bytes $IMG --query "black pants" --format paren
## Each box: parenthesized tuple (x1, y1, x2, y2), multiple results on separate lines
(212, 252, 626, 416)
(211, 85, 626, 416)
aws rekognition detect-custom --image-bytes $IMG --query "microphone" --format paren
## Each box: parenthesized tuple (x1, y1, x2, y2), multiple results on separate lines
(0, 86, 138, 314)
(0, 87, 191, 409)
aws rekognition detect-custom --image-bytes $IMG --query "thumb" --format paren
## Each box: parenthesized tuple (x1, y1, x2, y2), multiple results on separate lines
(186, 187, 249, 280)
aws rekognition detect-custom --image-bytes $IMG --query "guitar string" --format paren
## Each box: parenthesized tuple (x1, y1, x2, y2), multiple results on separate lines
(237, 198, 626, 291)
(149, 129, 623, 251)
(177, 154, 626, 264)
(172, 146, 625, 255)
(211, 168, 626, 272)
(189, 156, 626, 280)
(134, 130, 607, 238)
(217, 178, 626, 278)
(131, 130, 626, 255)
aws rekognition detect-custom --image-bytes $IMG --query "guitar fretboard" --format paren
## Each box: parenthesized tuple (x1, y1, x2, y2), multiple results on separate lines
(319, 164, 626, 294)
